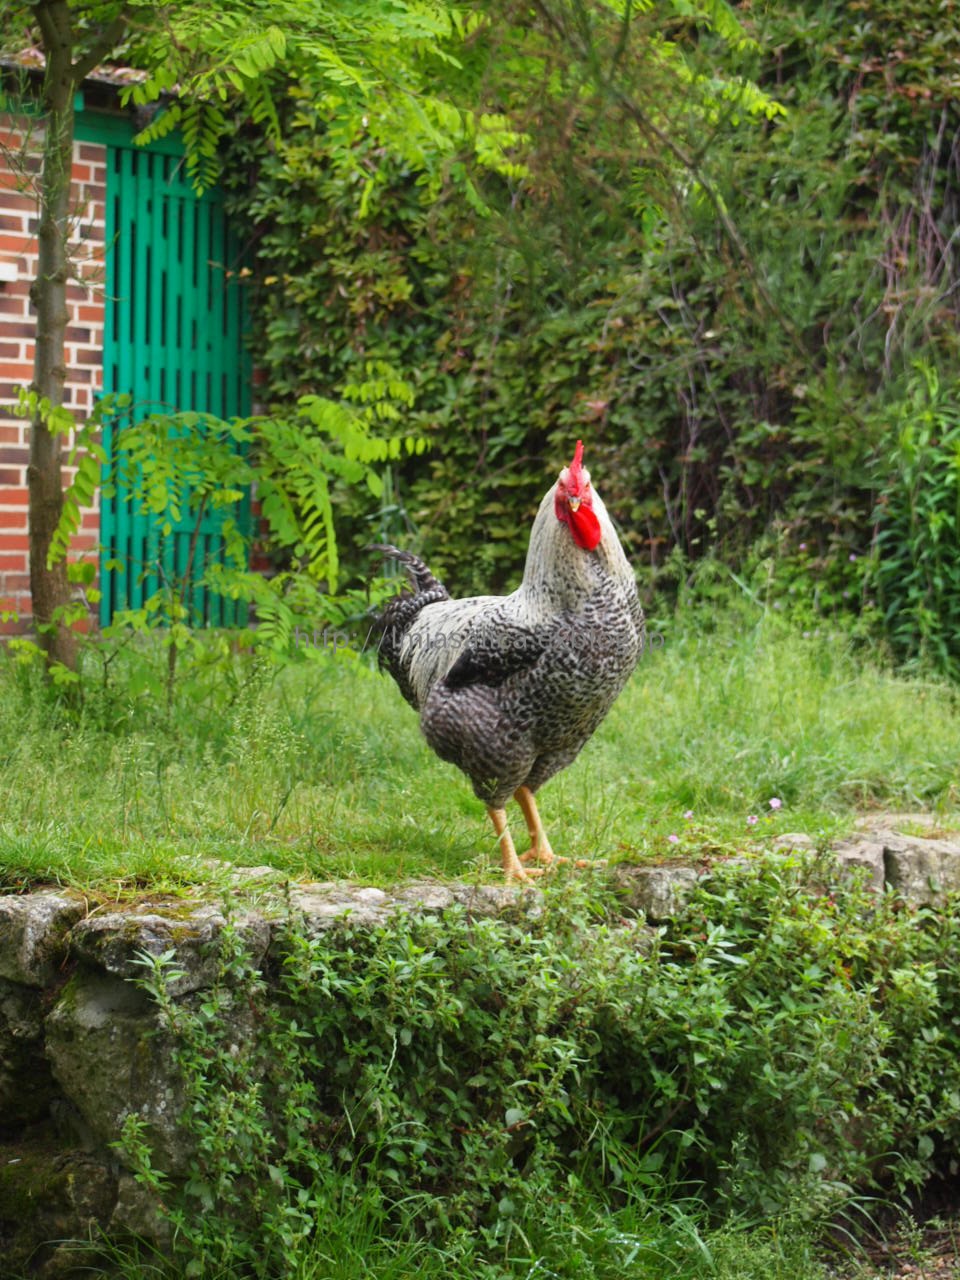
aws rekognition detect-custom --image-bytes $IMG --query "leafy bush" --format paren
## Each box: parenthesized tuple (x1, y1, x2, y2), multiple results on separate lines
(873, 362, 960, 678)
(221, 0, 960, 671)
(123, 860, 960, 1276)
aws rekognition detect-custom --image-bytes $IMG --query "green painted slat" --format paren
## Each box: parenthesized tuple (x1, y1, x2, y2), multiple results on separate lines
(112, 145, 134, 617)
(209, 204, 226, 419)
(128, 151, 153, 613)
(196, 201, 212, 413)
(175, 530, 189, 624)
(193, 531, 208, 624)
(181, 198, 198, 415)
(99, 142, 119, 629)
(162, 530, 175, 614)
(139, 152, 161, 609)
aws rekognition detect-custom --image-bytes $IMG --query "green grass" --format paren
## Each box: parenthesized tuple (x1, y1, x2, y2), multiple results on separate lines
(1, 606, 958, 892)
(54, 1181, 838, 1280)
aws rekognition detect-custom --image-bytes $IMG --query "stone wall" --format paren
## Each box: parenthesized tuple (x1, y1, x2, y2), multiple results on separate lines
(2, 819, 960, 1276)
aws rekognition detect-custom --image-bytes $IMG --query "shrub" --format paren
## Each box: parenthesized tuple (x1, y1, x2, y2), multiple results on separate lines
(124, 859, 960, 1276)
(873, 362, 960, 679)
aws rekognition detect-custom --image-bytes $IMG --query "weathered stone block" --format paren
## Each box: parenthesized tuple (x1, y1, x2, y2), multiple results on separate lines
(0, 979, 54, 1124)
(0, 1136, 116, 1278)
(880, 833, 960, 906)
(44, 970, 189, 1171)
(0, 893, 84, 987)
(828, 838, 886, 892)
(70, 905, 271, 997)
(609, 863, 701, 921)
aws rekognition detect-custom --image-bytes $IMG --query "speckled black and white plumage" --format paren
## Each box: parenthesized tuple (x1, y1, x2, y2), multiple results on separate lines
(374, 473, 643, 809)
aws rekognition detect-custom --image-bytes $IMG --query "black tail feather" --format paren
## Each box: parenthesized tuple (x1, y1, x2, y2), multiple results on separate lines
(368, 545, 450, 707)
(368, 544, 447, 596)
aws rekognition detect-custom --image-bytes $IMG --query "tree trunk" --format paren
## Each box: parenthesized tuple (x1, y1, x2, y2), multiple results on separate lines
(28, 0, 78, 672)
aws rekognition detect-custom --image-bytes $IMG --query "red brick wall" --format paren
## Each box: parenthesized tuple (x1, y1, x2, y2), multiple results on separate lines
(0, 117, 105, 633)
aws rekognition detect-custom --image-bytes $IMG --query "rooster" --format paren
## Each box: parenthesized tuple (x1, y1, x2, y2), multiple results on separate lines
(373, 441, 643, 882)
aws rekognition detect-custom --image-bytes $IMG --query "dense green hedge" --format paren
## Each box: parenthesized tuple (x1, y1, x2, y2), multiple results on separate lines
(225, 0, 960, 671)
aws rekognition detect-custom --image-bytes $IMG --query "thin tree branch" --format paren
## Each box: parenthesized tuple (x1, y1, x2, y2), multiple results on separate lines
(32, 1, 62, 51)
(72, 11, 129, 83)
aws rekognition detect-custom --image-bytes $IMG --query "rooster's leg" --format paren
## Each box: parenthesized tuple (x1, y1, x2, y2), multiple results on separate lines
(488, 807, 541, 882)
(514, 786, 563, 866)
(515, 786, 600, 869)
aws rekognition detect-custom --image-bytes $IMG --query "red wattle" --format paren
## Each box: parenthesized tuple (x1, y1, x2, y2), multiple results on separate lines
(570, 504, 601, 551)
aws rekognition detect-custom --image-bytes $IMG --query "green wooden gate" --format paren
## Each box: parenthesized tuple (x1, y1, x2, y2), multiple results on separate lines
(78, 114, 252, 627)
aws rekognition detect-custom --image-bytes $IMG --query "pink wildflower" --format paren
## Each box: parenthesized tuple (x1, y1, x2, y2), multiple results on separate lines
(746, 814, 758, 826)
(668, 833, 680, 844)
(769, 797, 782, 810)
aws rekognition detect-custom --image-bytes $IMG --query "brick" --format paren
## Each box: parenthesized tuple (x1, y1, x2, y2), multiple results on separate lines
(0, 510, 27, 528)
(77, 144, 104, 162)
(0, 468, 22, 485)
(0, 488, 28, 505)
(71, 163, 93, 184)
(0, 323, 34, 339)
(0, 214, 27, 232)
(0, 193, 35, 213)
(0, 447, 27, 463)
(0, 427, 23, 443)
(0, 376, 33, 396)
(75, 305, 103, 324)
(0, 297, 29, 316)
(0, 534, 28, 550)
(0, 342, 22, 359)
(0, 363, 34, 380)
(0, 573, 30, 590)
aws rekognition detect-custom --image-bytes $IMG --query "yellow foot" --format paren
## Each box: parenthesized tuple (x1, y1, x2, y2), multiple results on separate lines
(520, 847, 566, 866)
(504, 863, 546, 884)
(519, 849, 607, 870)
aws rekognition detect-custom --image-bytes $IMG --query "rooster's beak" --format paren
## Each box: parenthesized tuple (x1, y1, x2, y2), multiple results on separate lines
(568, 496, 581, 512)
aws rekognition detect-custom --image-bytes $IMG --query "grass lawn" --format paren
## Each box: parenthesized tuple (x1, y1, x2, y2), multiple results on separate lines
(1, 605, 957, 893)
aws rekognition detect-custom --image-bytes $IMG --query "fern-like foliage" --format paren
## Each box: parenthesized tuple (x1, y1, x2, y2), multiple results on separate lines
(112, 0, 514, 194)
(48, 372, 425, 651)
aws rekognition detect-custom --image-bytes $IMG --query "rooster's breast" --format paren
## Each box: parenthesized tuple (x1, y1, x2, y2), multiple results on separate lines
(418, 585, 641, 808)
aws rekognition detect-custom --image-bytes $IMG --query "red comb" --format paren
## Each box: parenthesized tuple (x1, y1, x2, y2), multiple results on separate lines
(568, 439, 585, 490)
